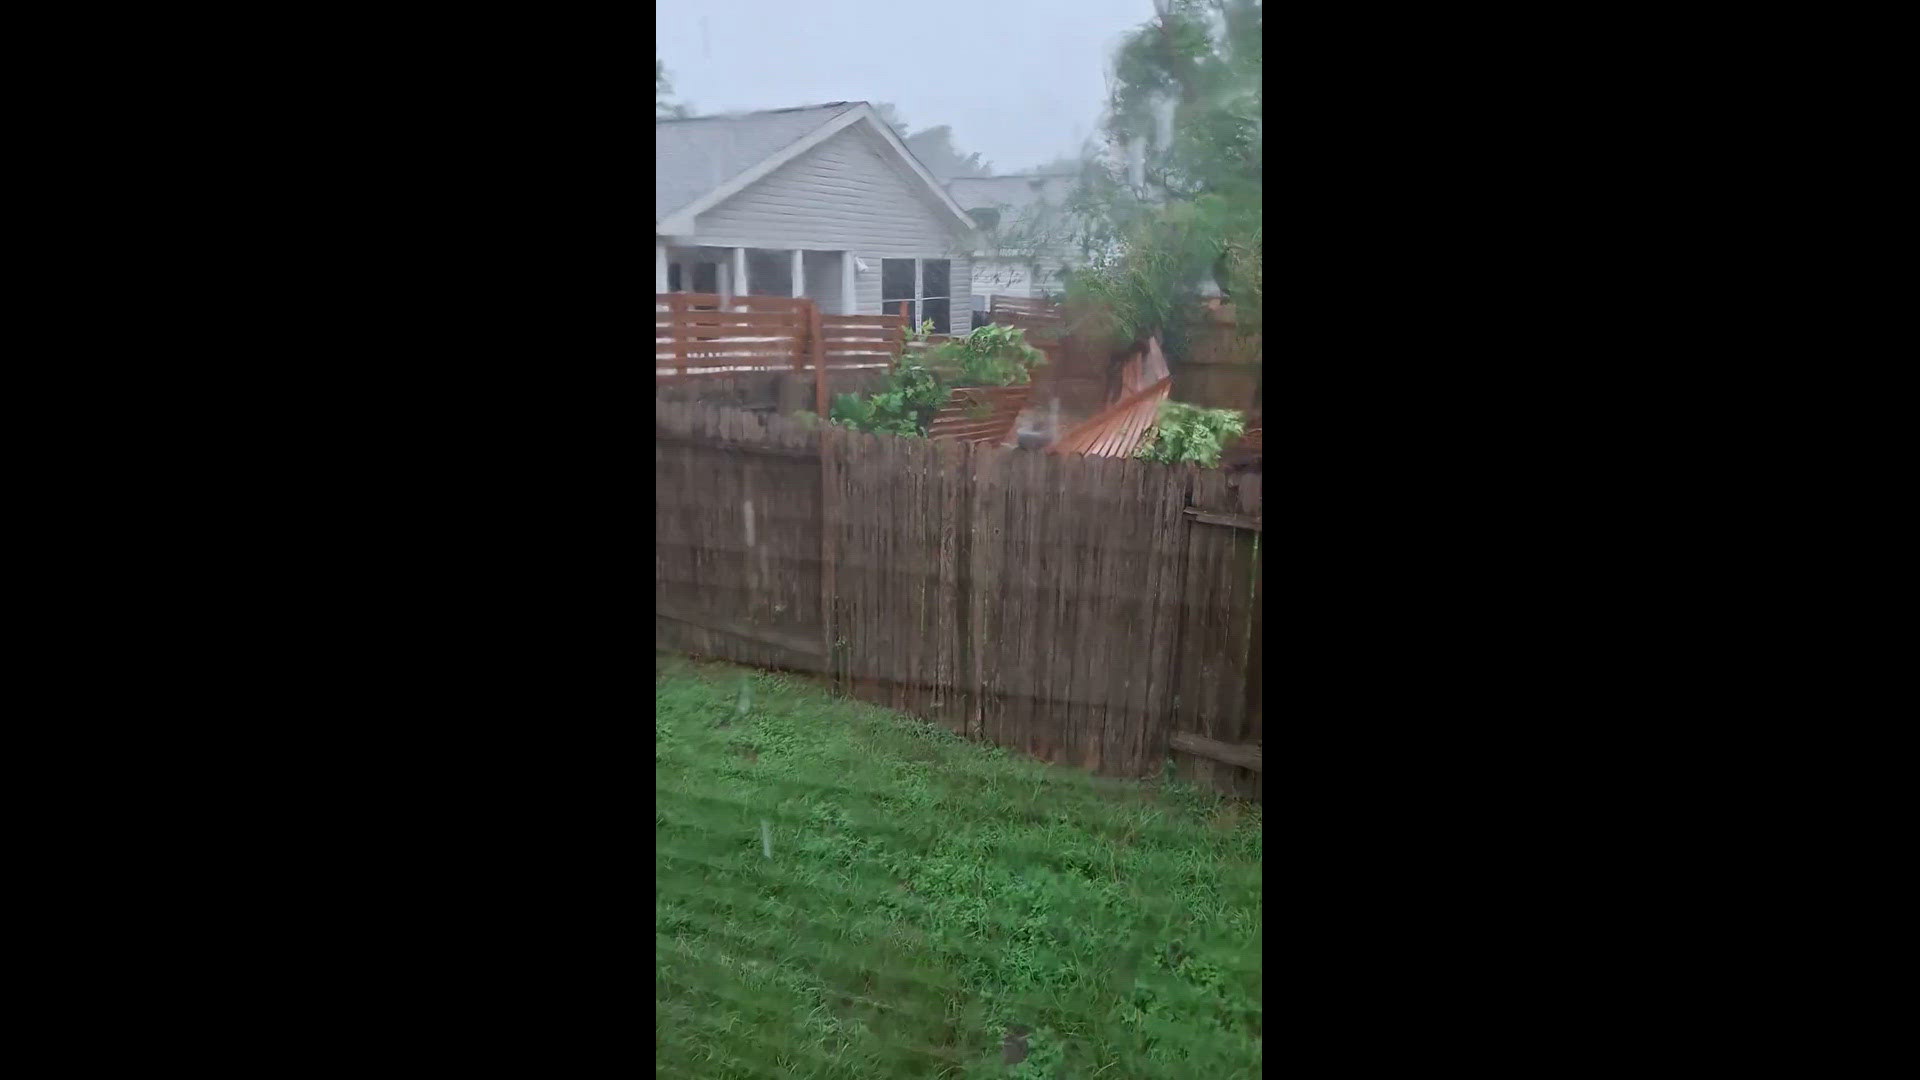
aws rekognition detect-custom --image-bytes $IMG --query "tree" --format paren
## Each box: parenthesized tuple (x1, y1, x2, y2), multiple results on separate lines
(873, 102, 910, 138)
(1064, 0, 1262, 352)
(871, 104, 992, 179)
(656, 61, 694, 119)
(904, 125, 993, 179)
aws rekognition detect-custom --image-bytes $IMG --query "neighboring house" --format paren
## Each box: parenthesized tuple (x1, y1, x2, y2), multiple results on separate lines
(655, 102, 980, 334)
(945, 174, 1081, 307)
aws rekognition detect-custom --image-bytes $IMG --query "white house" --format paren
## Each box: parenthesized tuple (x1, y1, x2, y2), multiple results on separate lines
(944, 174, 1082, 307)
(655, 102, 980, 334)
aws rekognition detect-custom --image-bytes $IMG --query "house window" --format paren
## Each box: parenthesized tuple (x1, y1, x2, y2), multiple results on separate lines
(879, 257, 953, 332)
(881, 259, 916, 326)
(922, 259, 950, 333)
(668, 264, 682, 291)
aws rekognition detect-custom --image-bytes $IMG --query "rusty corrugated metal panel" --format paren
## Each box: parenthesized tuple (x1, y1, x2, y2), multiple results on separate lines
(927, 385, 1032, 444)
(1114, 337, 1171, 399)
(1047, 376, 1173, 458)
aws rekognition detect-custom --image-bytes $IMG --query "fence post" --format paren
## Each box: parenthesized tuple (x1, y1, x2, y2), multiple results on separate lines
(810, 299, 827, 417)
(793, 296, 806, 374)
(896, 301, 911, 368)
(669, 293, 688, 376)
(1243, 540, 1261, 749)
(818, 422, 837, 690)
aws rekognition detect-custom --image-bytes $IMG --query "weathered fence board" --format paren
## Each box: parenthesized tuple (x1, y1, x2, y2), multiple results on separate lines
(657, 401, 1263, 801)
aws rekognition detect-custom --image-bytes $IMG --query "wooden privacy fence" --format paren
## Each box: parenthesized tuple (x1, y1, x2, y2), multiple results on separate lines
(656, 295, 908, 370)
(1175, 302, 1261, 413)
(656, 400, 1263, 800)
(659, 294, 912, 414)
(990, 295, 1065, 330)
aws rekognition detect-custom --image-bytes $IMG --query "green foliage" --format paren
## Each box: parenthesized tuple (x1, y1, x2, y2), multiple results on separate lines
(831, 326, 1046, 437)
(829, 358, 946, 437)
(933, 323, 1046, 387)
(1060, 0, 1262, 356)
(1134, 401, 1246, 467)
(656, 653, 1262, 1078)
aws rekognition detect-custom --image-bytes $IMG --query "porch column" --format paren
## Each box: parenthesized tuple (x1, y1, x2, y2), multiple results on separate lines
(655, 243, 669, 293)
(791, 249, 805, 298)
(841, 251, 857, 315)
(732, 247, 748, 307)
(718, 262, 731, 303)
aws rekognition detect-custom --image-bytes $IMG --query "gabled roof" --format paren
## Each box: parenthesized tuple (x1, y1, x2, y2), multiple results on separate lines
(946, 174, 1083, 258)
(655, 101, 978, 239)
(656, 103, 857, 223)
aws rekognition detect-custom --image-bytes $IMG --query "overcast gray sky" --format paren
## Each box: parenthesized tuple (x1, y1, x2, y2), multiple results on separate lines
(657, 0, 1156, 175)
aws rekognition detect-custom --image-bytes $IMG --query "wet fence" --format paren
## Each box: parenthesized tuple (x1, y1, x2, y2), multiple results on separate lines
(657, 294, 908, 414)
(656, 400, 1262, 800)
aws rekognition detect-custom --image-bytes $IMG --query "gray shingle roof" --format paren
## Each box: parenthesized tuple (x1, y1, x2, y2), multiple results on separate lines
(655, 102, 862, 223)
(945, 174, 1077, 213)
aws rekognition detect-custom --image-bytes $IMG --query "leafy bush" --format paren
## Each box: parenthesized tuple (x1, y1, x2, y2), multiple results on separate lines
(1134, 402, 1245, 467)
(934, 324, 1046, 387)
(831, 326, 1046, 437)
(829, 358, 947, 436)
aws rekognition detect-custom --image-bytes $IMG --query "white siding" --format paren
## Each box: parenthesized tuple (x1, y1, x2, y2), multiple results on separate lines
(857, 255, 971, 335)
(972, 257, 1068, 304)
(689, 125, 974, 333)
(802, 250, 842, 314)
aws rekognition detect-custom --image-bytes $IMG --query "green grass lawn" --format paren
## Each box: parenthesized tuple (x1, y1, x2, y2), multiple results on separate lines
(656, 653, 1261, 1078)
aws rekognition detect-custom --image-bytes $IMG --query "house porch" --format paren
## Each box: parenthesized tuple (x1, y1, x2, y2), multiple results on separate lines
(655, 242, 856, 316)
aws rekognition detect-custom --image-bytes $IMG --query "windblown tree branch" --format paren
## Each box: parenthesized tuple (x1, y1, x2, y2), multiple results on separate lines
(1064, 0, 1262, 353)
(656, 61, 694, 119)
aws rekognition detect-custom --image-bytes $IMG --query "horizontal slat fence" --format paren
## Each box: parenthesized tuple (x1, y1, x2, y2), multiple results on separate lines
(819, 312, 903, 367)
(925, 385, 1030, 445)
(657, 295, 904, 379)
(990, 295, 1064, 326)
(657, 400, 1262, 800)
